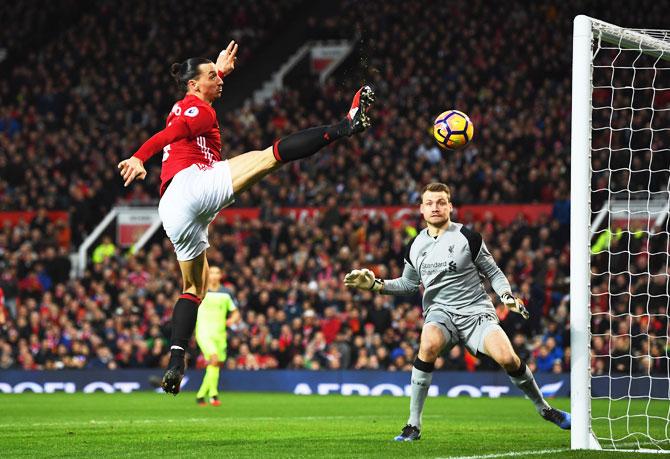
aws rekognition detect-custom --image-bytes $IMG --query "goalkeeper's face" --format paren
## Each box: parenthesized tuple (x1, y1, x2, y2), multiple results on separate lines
(420, 190, 452, 227)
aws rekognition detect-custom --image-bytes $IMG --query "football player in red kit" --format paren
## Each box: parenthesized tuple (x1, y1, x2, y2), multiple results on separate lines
(117, 40, 374, 395)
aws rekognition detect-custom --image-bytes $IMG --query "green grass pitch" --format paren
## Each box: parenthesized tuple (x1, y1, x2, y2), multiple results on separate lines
(0, 392, 655, 458)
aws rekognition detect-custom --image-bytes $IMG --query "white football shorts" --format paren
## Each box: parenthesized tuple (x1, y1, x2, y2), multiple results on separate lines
(158, 161, 235, 261)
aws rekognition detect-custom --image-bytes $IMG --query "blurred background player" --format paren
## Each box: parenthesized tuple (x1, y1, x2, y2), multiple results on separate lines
(344, 182, 571, 441)
(117, 40, 375, 395)
(195, 266, 240, 406)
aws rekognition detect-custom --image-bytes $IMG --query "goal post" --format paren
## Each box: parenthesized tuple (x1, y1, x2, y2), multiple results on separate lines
(570, 14, 593, 451)
(571, 15, 670, 452)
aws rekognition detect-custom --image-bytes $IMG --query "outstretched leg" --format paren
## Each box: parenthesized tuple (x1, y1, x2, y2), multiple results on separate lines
(483, 328, 571, 430)
(228, 85, 374, 194)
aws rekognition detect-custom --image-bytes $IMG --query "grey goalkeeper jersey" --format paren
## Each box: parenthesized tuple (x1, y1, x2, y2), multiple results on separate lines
(382, 222, 511, 316)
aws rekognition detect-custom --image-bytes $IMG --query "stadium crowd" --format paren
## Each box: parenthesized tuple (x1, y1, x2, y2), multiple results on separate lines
(0, 1, 638, 226)
(0, 204, 572, 373)
(1, 0, 669, 375)
(0, 0, 302, 244)
(590, 227, 670, 377)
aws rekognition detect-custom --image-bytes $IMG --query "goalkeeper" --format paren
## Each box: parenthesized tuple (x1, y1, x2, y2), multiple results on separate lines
(195, 266, 240, 406)
(344, 183, 570, 441)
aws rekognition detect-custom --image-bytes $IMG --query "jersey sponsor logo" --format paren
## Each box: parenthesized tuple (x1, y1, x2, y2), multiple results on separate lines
(422, 260, 458, 275)
(162, 144, 171, 162)
(184, 107, 199, 118)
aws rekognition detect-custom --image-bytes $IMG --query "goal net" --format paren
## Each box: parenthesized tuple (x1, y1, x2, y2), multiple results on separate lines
(571, 16, 670, 452)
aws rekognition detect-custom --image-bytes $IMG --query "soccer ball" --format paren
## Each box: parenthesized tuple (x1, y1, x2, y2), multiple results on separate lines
(433, 110, 474, 150)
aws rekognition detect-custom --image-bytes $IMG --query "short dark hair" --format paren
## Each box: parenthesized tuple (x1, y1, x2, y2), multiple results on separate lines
(170, 58, 213, 92)
(421, 182, 451, 200)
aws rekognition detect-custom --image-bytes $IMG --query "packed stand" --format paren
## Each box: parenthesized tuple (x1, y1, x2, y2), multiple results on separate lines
(0, 205, 571, 373)
(3, 1, 668, 237)
(0, 0, 302, 244)
(0, 0, 92, 66)
(221, 0, 669, 210)
(589, 221, 670, 377)
(2, 0, 669, 374)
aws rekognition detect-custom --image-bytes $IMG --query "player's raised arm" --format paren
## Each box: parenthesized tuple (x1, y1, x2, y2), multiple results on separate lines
(216, 40, 238, 78)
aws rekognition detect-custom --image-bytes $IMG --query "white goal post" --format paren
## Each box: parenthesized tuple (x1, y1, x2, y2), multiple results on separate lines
(571, 15, 670, 452)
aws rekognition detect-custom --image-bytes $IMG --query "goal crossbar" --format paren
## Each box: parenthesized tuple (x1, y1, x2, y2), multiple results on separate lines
(591, 18, 670, 62)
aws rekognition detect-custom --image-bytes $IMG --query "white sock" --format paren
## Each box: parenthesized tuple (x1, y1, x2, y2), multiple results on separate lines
(508, 363, 549, 413)
(408, 365, 433, 429)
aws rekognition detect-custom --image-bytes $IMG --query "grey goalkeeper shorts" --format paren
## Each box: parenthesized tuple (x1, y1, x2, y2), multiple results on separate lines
(424, 308, 502, 356)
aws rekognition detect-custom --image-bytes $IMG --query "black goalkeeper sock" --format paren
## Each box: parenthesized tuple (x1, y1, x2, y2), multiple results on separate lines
(168, 293, 201, 367)
(272, 119, 351, 163)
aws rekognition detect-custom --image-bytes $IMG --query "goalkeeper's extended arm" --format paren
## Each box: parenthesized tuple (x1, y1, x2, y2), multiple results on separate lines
(471, 238, 529, 319)
(344, 263, 420, 295)
(500, 292, 530, 319)
(473, 240, 513, 297)
(343, 268, 383, 292)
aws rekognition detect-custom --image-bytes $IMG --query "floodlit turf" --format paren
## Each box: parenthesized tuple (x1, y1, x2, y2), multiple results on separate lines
(0, 392, 656, 458)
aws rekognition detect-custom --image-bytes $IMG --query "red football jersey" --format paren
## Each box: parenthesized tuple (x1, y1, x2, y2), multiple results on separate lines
(159, 95, 221, 195)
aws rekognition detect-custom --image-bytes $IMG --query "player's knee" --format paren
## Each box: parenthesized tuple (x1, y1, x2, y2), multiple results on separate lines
(420, 326, 445, 359)
(419, 339, 442, 361)
(185, 281, 206, 300)
(181, 277, 200, 297)
(500, 353, 521, 373)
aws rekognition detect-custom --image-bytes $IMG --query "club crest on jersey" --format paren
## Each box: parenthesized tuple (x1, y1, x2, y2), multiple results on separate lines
(184, 107, 199, 118)
(448, 245, 455, 255)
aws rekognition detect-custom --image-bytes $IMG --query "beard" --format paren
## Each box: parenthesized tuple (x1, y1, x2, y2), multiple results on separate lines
(426, 215, 449, 227)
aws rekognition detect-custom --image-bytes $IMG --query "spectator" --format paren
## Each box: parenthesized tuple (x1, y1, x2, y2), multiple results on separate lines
(92, 235, 117, 264)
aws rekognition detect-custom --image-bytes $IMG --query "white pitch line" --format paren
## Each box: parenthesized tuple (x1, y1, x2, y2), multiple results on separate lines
(437, 448, 570, 459)
(3, 413, 442, 429)
(439, 446, 670, 458)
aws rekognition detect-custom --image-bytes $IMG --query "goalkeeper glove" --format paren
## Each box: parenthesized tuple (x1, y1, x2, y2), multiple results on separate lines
(501, 292, 530, 319)
(343, 268, 383, 292)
